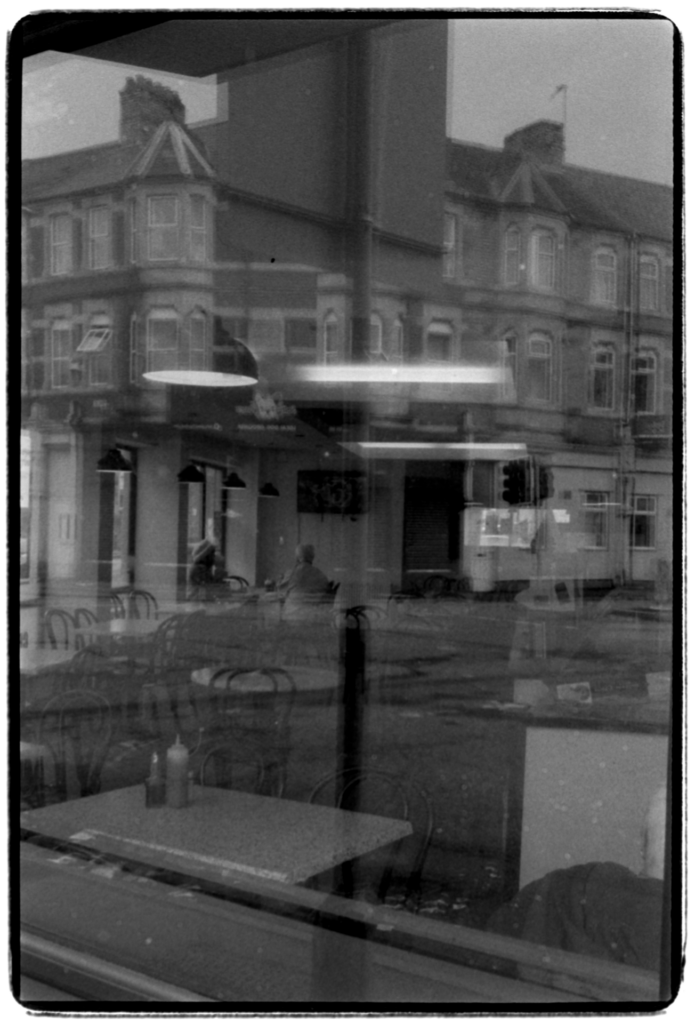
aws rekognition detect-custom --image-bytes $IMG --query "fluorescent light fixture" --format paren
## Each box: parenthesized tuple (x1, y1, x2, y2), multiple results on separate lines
(340, 441, 528, 461)
(143, 369, 257, 387)
(297, 364, 503, 384)
(143, 338, 258, 387)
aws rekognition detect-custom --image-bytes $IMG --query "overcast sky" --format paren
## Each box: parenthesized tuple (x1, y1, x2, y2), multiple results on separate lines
(22, 16, 675, 185)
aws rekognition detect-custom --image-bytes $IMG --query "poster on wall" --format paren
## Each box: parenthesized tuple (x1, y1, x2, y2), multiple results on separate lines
(297, 471, 367, 515)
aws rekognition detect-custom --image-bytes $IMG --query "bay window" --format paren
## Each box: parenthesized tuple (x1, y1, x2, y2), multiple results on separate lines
(148, 196, 179, 261)
(503, 226, 521, 286)
(190, 195, 208, 262)
(530, 230, 557, 290)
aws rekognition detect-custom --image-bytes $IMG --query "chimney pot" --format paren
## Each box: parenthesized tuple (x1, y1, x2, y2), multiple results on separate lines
(119, 75, 186, 146)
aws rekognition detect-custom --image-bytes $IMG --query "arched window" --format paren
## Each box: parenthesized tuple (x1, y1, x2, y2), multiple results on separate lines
(504, 226, 521, 286)
(592, 247, 617, 305)
(639, 255, 660, 312)
(530, 230, 557, 290)
(589, 343, 615, 410)
(501, 333, 517, 400)
(526, 333, 553, 402)
(146, 308, 180, 375)
(369, 314, 384, 359)
(391, 317, 405, 362)
(631, 351, 657, 413)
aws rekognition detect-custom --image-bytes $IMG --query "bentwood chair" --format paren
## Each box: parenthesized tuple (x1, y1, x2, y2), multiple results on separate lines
(38, 690, 113, 803)
(198, 743, 268, 794)
(124, 589, 159, 620)
(44, 608, 77, 651)
(308, 767, 434, 909)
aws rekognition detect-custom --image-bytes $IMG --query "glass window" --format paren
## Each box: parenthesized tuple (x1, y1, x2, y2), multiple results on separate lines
(425, 322, 452, 361)
(50, 320, 73, 387)
(526, 333, 553, 402)
(369, 314, 383, 359)
(589, 343, 615, 410)
(146, 310, 179, 373)
(88, 206, 111, 269)
(148, 196, 179, 260)
(630, 495, 657, 549)
(502, 333, 517, 401)
(593, 247, 617, 305)
(530, 230, 556, 290)
(49, 213, 72, 275)
(504, 226, 521, 285)
(323, 314, 339, 363)
(190, 195, 208, 262)
(632, 351, 658, 413)
(17, 19, 675, 1010)
(285, 318, 317, 357)
(639, 255, 660, 311)
(443, 212, 457, 279)
(583, 491, 609, 548)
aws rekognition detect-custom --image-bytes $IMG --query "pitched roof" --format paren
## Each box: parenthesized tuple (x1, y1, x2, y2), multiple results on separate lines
(22, 121, 215, 202)
(447, 139, 673, 243)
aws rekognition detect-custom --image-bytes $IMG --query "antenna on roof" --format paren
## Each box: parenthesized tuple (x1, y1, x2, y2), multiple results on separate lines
(550, 84, 568, 127)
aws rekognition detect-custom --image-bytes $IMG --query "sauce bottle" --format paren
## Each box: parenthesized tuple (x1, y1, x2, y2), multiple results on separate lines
(145, 752, 165, 808)
(166, 735, 189, 808)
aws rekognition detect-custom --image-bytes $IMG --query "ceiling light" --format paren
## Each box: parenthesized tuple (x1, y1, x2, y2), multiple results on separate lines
(222, 470, 247, 490)
(177, 463, 206, 483)
(340, 441, 528, 461)
(97, 448, 134, 473)
(259, 482, 280, 497)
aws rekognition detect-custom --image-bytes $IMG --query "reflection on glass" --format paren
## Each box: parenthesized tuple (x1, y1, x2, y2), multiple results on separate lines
(18, 15, 675, 1007)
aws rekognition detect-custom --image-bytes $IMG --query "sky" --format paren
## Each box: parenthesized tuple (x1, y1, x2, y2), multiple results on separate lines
(22, 15, 675, 186)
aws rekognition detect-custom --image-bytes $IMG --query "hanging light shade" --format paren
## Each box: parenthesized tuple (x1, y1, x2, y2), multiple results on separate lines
(97, 448, 133, 473)
(222, 470, 246, 490)
(142, 337, 259, 387)
(178, 463, 206, 484)
(259, 482, 280, 498)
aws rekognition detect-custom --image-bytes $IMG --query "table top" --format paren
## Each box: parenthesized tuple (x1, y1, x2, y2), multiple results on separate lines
(20, 785, 412, 886)
(19, 646, 75, 676)
(76, 618, 161, 640)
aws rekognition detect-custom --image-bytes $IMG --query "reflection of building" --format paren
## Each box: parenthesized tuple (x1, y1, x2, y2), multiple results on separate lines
(445, 121, 673, 588)
(21, 37, 673, 617)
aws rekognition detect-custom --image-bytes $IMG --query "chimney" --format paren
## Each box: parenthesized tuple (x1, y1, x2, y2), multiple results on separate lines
(119, 75, 186, 147)
(503, 120, 565, 167)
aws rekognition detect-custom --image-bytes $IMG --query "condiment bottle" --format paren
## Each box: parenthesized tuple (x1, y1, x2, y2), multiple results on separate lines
(166, 735, 189, 808)
(145, 752, 165, 808)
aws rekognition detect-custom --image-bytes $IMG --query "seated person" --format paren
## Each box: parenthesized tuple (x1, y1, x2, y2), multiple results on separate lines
(188, 538, 228, 602)
(486, 787, 666, 974)
(278, 543, 332, 622)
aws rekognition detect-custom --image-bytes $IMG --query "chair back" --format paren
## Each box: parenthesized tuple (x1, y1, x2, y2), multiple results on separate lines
(125, 589, 159, 620)
(38, 690, 113, 802)
(109, 592, 127, 619)
(309, 767, 433, 907)
(198, 743, 267, 794)
(44, 609, 76, 650)
(225, 575, 249, 593)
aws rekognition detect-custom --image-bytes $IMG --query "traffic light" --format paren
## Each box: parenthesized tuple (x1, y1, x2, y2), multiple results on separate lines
(537, 464, 554, 501)
(501, 460, 530, 505)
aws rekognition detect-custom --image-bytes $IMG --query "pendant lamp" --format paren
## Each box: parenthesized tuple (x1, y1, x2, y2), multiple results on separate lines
(178, 463, 206, 484)
(222, 470, 246, 490)
(259, 482, 280, 497)
(142, 337, 258, 387)
(97, 448, 133, 473)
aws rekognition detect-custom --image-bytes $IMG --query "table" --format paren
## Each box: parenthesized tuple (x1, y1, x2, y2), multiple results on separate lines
(75, 618, 161, 643)
(20, 646, 75, 676)
(20, 784, 413, 886)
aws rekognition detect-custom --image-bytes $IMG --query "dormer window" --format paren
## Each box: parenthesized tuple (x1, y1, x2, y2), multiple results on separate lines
(529, 230, 557, 291)
(148, 196, 179, 261)
(592, 247, 617, 305)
